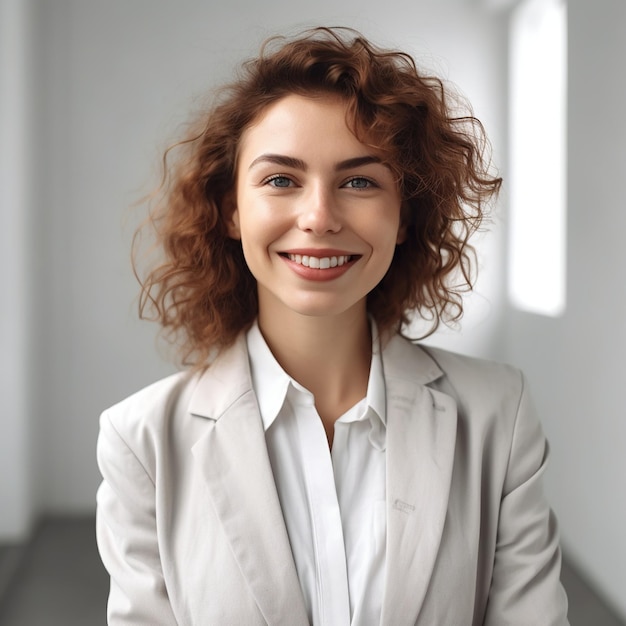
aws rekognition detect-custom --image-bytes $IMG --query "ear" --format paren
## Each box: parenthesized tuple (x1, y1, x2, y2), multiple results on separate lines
(396, 202, 409, 244)
(396, 222, 407, 245)
(223, 193, 241, 240)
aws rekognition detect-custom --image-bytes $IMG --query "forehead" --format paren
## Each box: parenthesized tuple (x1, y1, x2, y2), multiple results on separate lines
(237, 94, 374, 165)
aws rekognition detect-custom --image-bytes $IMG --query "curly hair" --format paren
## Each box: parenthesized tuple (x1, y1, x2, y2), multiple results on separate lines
(135, 27, 502, 367)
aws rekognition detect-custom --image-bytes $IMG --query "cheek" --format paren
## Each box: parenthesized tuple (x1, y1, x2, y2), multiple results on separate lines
(238, 212, 283, 260)
(369, 212, 403, 250)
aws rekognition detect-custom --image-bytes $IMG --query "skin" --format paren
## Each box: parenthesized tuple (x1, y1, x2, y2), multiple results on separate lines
(228, 93, 405, 445)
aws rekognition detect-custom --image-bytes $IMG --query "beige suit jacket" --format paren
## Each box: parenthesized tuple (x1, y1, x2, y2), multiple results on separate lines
(96, 332, 569, 625)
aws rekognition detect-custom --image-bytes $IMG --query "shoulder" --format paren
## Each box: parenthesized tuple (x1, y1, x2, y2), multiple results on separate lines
(98, 370, 204, 466)
(98, 335, 252, 458)
(421, 344, 524, 406)
(424, 344, 528, 429)
(385, 334, 524, 400)
(418, 344, 539, 461)
(103, 371, 195, 430)
(384, 334, 530, 432)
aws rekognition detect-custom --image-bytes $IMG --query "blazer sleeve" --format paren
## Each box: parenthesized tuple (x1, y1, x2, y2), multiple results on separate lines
(484, 375, 569, 625)
(96, 409, 178, 625)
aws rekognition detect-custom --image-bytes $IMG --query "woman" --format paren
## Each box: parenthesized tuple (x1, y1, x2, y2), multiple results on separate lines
(96, 27, 569, 625)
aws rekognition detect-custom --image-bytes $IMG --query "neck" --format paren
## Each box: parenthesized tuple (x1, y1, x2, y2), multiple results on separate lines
(257, 305, 372, 434)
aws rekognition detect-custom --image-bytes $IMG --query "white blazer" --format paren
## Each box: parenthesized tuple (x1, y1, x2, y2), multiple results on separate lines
(96, 332, 569, 625)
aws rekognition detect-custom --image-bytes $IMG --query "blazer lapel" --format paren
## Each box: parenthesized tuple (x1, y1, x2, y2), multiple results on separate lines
(380, 336, 458, 625)
(189, 336, 309, 626)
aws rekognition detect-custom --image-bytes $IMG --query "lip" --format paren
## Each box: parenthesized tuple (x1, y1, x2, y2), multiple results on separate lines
(280, 248, 358, 257)
(278, 249, 360, 282)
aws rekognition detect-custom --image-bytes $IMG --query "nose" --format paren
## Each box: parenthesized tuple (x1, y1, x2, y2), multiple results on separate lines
(296, 186, 342, 235)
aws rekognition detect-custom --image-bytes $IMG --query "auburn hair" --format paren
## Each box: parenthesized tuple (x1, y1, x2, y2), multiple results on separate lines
(135, 27, 502, 367)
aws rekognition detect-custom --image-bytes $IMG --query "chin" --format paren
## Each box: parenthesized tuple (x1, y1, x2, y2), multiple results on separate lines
(282, 295, 366, 319)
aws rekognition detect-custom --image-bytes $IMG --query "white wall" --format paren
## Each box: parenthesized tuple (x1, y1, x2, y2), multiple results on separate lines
(0, 0, 504, 535)
(0, 0, 36, 541)
(503, 0, 626, 619)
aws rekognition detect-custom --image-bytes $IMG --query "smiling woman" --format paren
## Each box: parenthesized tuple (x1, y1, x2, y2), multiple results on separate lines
(96, 27, 569, 625)
(132, 28, 501, 369)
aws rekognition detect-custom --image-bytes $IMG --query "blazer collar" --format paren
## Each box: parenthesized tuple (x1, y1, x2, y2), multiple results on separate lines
(188, 333, 254, 421)
(380, 334, 458, 624)
(188, 334, 309, 625)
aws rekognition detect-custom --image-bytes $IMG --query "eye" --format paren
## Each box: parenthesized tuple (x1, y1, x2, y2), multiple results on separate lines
(343, 177, 376, 190)
(264, 175, 294, 188)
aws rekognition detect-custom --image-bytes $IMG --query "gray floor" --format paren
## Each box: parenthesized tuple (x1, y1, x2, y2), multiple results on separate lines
(0, 518, 108, 626)
(0, 517, 623, 625)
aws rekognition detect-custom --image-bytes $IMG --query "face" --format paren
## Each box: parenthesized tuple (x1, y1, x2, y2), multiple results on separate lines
(229, 94, 404, 327)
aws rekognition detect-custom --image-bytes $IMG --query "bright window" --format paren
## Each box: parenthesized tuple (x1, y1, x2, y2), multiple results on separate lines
(508, 0, 567, 316)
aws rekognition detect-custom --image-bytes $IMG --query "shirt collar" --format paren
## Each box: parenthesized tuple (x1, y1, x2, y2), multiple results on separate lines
(246, 321, 292, 431)
(246, 320, 387, 448)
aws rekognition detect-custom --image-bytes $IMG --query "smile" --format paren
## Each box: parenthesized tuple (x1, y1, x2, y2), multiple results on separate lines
(286, 254, 355, 269)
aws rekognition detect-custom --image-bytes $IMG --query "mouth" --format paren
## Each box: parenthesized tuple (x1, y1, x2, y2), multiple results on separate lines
(281, 253, 358, 270)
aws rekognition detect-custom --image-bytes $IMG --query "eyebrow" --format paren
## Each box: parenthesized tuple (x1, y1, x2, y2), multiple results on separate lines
(247, 153, 383, 172)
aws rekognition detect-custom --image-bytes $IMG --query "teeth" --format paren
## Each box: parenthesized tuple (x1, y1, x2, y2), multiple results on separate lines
(287, 254, 352, 268)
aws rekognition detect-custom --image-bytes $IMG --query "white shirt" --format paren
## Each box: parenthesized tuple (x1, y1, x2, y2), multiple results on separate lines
(246, 322, 387, 626)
